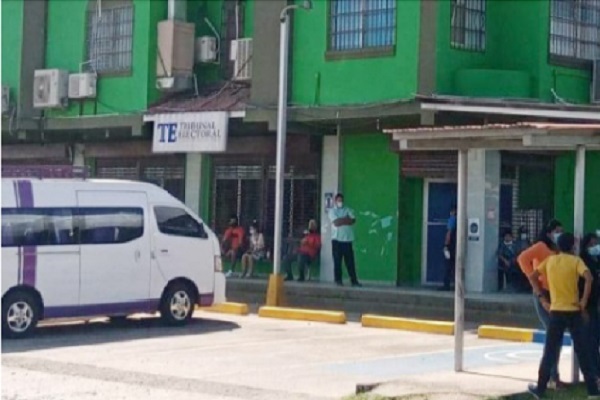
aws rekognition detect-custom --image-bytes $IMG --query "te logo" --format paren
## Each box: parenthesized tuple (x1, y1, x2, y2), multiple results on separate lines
(157, 123, 178, 143)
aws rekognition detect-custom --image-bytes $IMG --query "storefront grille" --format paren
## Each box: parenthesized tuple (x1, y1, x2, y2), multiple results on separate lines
(212, 164, 319, 248)
(95, 157, 185, 201)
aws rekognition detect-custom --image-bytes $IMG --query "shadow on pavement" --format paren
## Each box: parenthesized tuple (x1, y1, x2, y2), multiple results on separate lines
(462, 370, 532, 383)
(2, 315, 240, 353)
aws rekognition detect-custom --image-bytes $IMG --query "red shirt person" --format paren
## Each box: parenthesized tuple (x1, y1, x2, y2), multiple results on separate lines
(222, 215, 245, 277)
(296, 220, 321, 282)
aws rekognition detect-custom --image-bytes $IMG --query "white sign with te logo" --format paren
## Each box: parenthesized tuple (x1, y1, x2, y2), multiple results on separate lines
(149, 112, 228, 153)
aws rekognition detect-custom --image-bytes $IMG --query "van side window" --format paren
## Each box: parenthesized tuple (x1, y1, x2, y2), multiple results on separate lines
(154, 207, 207, 239)
(46, 208, 77, 246)
(80, 208, 144, 245)
(1, 208, 50, 247)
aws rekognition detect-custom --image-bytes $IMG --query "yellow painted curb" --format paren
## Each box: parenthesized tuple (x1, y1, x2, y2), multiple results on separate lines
(258, 306, 346, 324)
(478, 325, 534, 342)
(361, 314, 454, 335)
(199, 302, 249, 316)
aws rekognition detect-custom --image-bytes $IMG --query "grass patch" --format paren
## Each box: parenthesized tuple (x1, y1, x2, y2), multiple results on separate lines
(492, 383, 588, 399)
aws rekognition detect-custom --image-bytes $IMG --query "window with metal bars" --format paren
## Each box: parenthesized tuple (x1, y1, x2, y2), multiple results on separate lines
(451, 0, 486, 51)
(329, 0, 396, 52)
(86, 0, 134, 74)
(211, 165, 319, 249)
(550, 0, 600, 63)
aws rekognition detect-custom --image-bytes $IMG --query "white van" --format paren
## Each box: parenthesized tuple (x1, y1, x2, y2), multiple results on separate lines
(1, 178, 226, 338)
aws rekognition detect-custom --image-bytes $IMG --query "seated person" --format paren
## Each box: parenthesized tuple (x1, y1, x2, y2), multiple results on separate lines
(497, 230, 520, 292)
(285, 220, 321, 282)
(222, 215, 245, 277)
(240, 221, 265, 279)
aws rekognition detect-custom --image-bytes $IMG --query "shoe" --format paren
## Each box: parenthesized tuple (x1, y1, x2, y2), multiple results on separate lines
(284, 276, 294, 282)
(297, 278, 305, 282)
(437, 286, 451, 292)
(351, 282, 362, 287)
(225, 270, 233, 278)
(548, 379, 567, 390)
(335, 281, 343, 286)
(527, 383, 543, 399)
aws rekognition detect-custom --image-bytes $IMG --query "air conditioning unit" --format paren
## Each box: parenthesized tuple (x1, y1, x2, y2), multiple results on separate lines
(196, 36, 218, 63)
(2, 86, 9, 115)
(68, 73, 97, 99)
(33, 69, 68, 109)
(230, 38, 253, 81)
(592, 59, 600, 104)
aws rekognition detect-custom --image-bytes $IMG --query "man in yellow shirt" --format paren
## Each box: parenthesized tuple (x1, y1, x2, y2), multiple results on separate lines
(527, 232, 599, 399)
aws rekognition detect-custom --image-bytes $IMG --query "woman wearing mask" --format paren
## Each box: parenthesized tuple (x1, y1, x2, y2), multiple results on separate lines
(240, 221, 265, 279)
(517, 219, 564, 388)
(581, 233, 600, 378)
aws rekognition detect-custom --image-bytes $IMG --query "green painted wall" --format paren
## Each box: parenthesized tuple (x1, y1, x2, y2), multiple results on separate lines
(518, 166, 554, 217)
(45, 0, 165, 118)
(291, 0, 420, 105)
(397, 175, 423, 285)
(1, 0, 24, 103)
(436, 0, 592, 103)
(342, 134, 399, 282)
(554, 151, 600, 233)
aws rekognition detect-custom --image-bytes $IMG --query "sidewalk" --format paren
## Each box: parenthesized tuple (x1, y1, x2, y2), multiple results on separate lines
(227, 278, 539, 328)
(366, 354, 575, 400)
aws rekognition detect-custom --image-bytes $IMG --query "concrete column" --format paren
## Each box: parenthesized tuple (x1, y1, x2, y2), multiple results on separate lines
(465, 149, 501, 293)
(185, 153, 203, 215)
(320, 135, 340, 282)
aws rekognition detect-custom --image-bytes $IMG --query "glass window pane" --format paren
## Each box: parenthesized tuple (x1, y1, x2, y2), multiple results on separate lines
(154, 206, 206, 239)
(80, 207, 143, 244)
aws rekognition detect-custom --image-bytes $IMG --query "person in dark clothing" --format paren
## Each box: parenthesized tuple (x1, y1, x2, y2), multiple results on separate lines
(497, 230, 519, 292)
(581, 232, 600, 378)
(439, 206, 457, 291)
(526, 232, 599, 399)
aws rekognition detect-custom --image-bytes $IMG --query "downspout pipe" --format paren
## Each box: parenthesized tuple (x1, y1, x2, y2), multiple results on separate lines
(167, 0, 187, 21)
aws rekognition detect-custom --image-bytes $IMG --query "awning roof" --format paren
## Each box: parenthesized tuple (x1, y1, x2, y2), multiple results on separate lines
(417, 95, 600, 121)
(384, 122, 600, 151)
(145, 82, 249, 116)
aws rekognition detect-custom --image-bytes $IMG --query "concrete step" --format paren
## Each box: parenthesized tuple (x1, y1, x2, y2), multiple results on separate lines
(225, 279, 540, 329)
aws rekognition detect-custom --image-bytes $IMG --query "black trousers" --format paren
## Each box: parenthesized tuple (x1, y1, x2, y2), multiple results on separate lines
(332, 240, 358, 284)
(443, 252, 456, 289)
(537, 311, 598, 396)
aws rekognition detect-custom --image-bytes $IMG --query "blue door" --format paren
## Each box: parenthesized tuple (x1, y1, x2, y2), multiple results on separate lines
(425, 182, 457, 284)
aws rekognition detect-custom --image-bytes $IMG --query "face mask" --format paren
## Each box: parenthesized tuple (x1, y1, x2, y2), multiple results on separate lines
(250, 228, 256, 235)
(552, 232, 562, 244)
(520, 234, 527, 240)
(504, 241, 513, 246)
(336, 201, 343, 208)
(589, 245, 600, 257)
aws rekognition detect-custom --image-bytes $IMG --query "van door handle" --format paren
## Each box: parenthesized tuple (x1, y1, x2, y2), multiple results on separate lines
(160, 249, 169, 254)
(134, 250, 141, 261)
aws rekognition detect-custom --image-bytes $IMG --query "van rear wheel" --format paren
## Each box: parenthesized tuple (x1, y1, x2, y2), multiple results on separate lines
(2, 291, 39, 339)
(160, 283, 195, 326)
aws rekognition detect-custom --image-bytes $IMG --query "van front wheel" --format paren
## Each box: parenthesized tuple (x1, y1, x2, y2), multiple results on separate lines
(160, 283, 195, 326)
(2, 291, 40, 339)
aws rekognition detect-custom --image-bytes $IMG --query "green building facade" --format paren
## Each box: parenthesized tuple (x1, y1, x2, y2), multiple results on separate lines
(2, 0, 599, 291)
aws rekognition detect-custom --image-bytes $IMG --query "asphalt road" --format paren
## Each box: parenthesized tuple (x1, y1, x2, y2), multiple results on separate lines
(2, 312, 547, 400)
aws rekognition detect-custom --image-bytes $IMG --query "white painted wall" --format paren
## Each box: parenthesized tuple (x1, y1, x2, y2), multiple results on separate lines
(185, 153, 203, 215)
(320, 135, 340, 282)
(465, 149, 501, 293)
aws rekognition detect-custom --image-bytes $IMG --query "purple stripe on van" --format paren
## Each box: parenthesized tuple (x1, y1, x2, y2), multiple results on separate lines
(199, 293, 214, 307)
(16, 180, 37, 287)
(44, 300, 160, 319)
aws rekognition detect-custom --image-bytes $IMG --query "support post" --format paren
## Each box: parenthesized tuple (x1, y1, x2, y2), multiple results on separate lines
(267, 12, 290, 307)
(572, 145, 586, 382)
(455, 149, 467, 372)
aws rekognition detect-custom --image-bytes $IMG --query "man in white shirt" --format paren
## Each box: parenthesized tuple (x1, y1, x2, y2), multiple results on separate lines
(328, 193, 361, 287)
